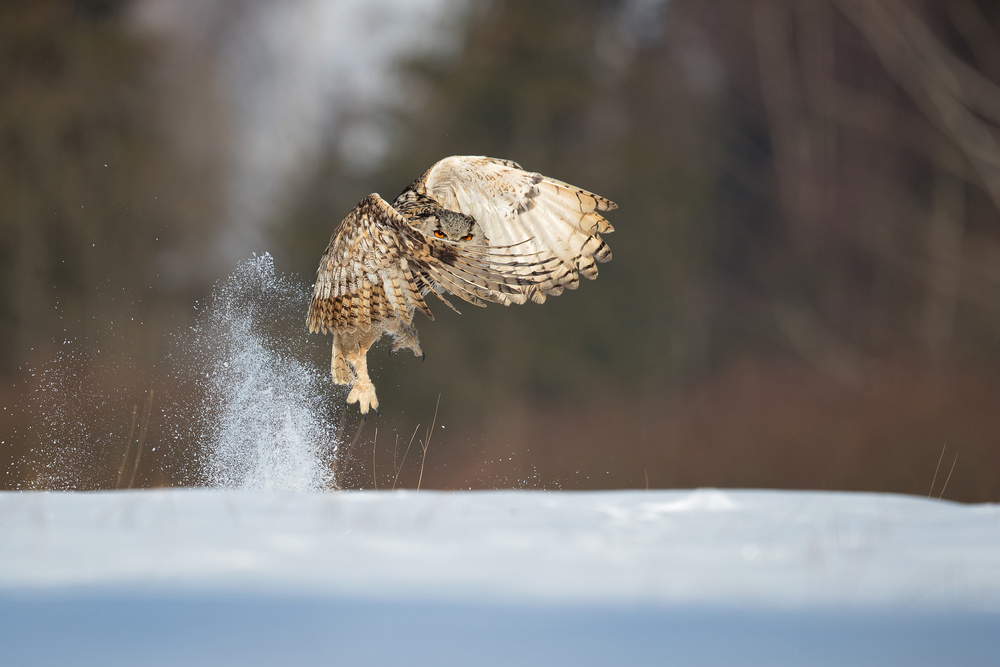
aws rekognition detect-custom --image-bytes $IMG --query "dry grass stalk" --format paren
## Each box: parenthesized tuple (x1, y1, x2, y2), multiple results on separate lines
(939, 452, 959, 500)
(928, 443, 947, 498)
(348, 418, 367, 448)
(416, 394, 441, 491)
(127, 387, 155, 489)
(928, 443, 959, 500)
(116, 404, 138, 489)
(392, 424, 420, 491)
(372, 427, 378, 490)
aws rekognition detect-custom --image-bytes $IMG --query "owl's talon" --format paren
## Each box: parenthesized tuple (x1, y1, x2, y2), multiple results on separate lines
(347, 380, 379, 415)
(421, 352, 426, 362)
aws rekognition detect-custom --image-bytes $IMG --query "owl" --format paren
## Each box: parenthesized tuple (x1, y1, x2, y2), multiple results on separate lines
(307, 155, 616, 414)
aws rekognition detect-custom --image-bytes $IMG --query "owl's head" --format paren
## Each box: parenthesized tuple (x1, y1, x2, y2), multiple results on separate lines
(413, 208, 487, 245)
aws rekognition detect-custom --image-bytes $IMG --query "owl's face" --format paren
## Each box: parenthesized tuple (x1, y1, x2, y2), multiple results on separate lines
(412, 209, 487, 245)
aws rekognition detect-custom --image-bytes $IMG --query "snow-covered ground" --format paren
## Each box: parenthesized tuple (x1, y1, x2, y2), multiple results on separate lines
(1, 488, 997, 665)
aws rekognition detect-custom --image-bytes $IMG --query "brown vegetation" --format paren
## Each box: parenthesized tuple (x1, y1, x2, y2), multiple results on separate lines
(2, 0, 1000, 501)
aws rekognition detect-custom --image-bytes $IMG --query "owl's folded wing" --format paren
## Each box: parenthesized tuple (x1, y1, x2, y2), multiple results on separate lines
(415, 155, 616, 304)
(307, 194, 556, 334)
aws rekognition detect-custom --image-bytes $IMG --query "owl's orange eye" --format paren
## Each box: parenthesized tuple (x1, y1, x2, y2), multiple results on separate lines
(461, 233, 474, 242)
(434, 230, 446, 239)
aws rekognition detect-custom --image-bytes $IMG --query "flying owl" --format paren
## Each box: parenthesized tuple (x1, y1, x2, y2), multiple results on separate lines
(307, 155, 616, 414)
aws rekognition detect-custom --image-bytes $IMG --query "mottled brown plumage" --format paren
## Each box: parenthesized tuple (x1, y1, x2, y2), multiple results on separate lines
(307, 156, 616, 414)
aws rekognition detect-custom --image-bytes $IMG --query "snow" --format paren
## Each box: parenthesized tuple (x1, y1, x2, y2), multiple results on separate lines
(0, 487, 998, 665)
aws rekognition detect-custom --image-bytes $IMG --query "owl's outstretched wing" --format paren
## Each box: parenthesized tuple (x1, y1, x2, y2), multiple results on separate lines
(408, 155, 616, 304)
(307, 194, 553, 334)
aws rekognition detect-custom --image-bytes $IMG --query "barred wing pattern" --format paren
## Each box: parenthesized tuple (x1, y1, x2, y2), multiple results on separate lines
(410, 156, 616, 303)
(307, 193, 556, 335)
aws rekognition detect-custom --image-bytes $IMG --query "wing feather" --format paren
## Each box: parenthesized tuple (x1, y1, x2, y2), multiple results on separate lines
(307, 194, 431, 334)
(307, 192, 559, 335)
(412, 155, 615, 302)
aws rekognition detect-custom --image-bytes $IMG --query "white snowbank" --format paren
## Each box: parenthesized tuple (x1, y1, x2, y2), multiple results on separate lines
(1, 488, 997, 665)
(2, 487, 997, 608)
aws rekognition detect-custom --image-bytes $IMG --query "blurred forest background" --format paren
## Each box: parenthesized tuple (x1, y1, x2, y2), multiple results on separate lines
(2, 0, 1000, 500)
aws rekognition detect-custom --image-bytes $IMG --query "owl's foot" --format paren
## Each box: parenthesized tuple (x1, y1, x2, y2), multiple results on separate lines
(347, 381, 379, 415)
(390, 337, 423, 359)
(386, 320, 423, 359)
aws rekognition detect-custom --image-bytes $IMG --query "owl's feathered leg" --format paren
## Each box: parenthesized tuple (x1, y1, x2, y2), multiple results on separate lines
(341, 326, 383, 415)
(385, 319, 423, 359)
(330, 333, 354, 385)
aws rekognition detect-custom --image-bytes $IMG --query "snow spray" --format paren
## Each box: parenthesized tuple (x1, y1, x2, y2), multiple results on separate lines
(180, 253, 339, 491)
(17, 253, 341, 491)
